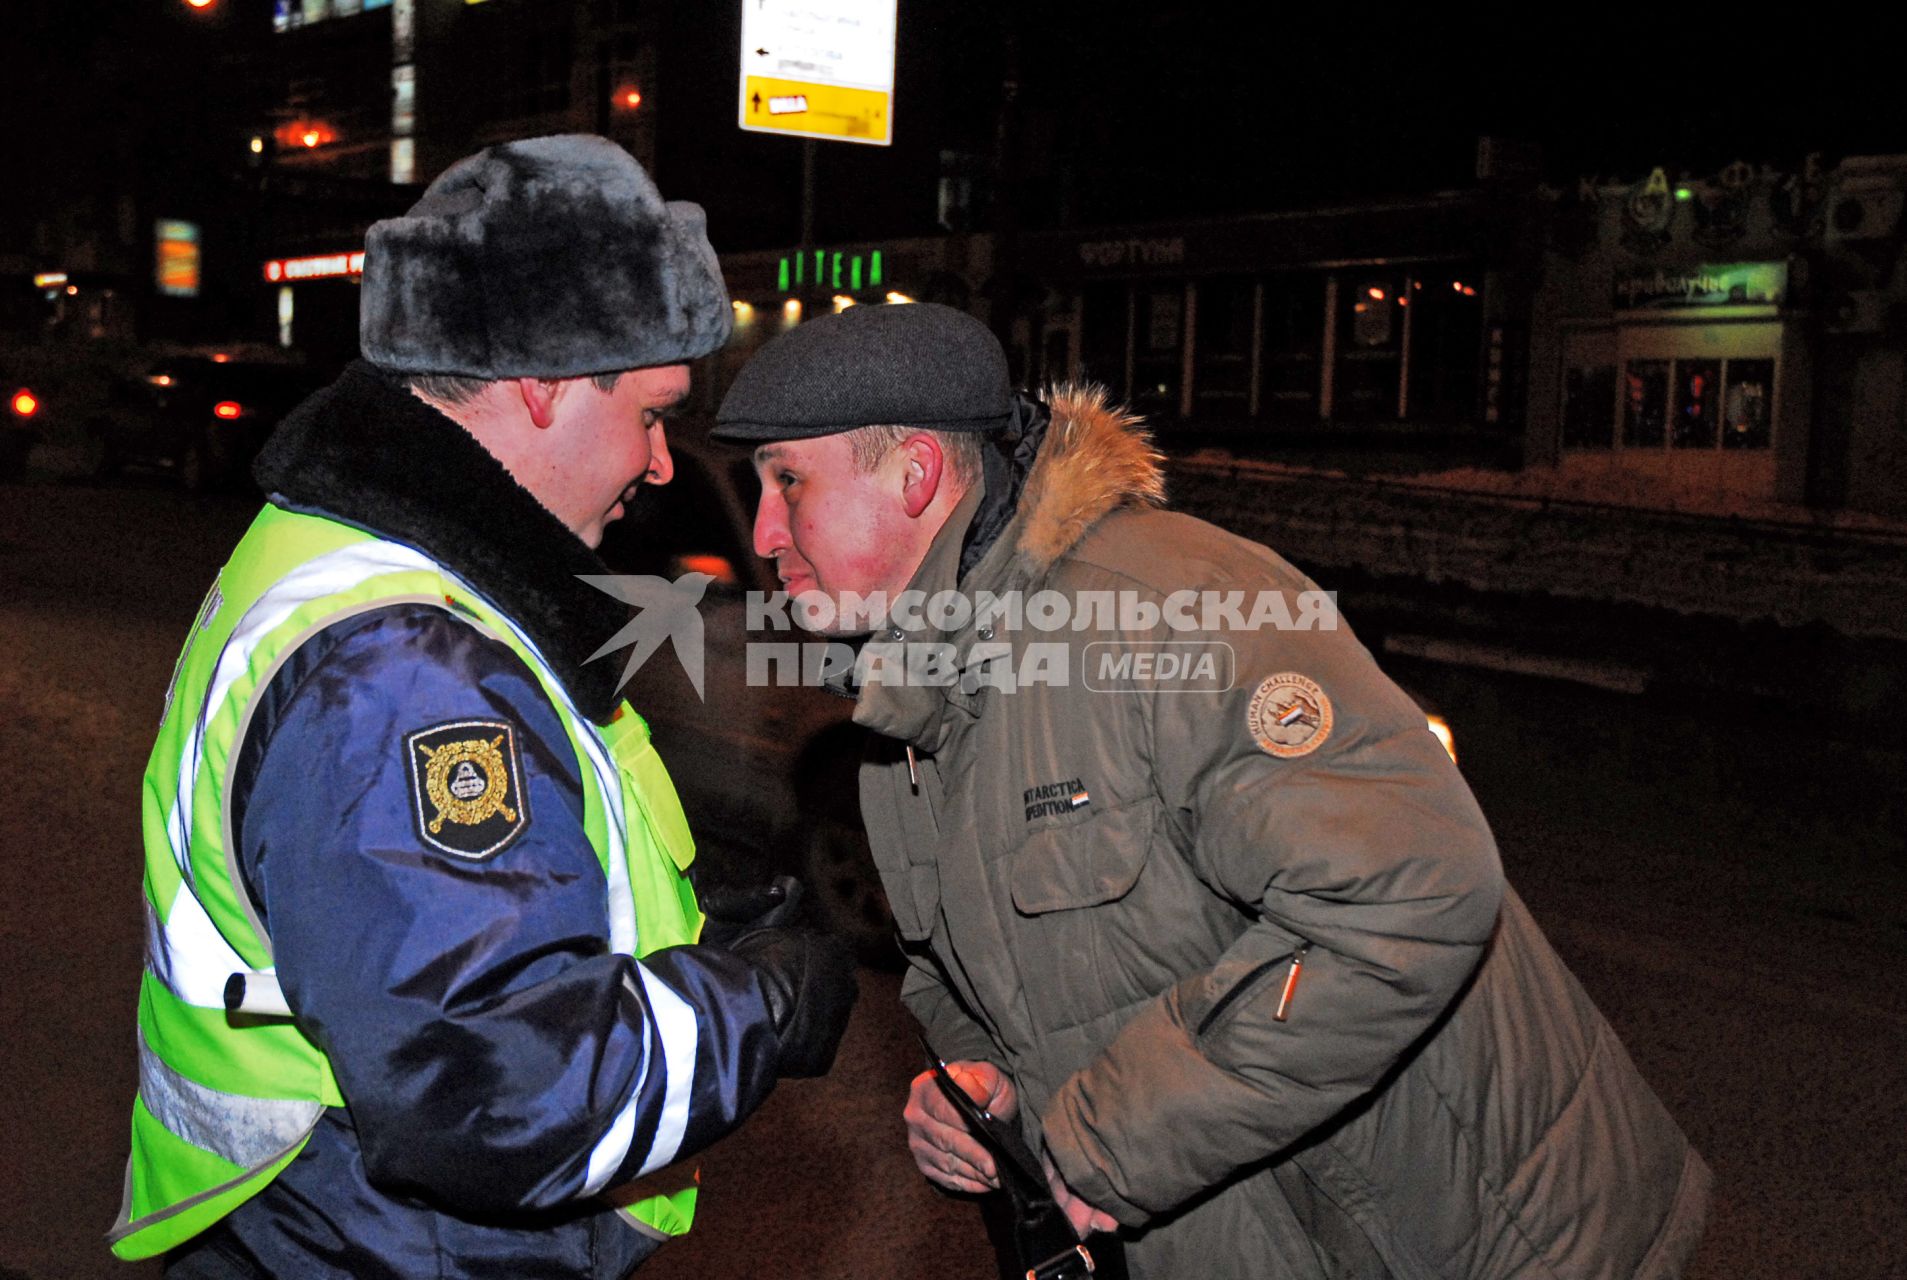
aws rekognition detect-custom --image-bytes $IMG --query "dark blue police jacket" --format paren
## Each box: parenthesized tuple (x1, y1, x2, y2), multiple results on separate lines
(164, 364, 785, 1279)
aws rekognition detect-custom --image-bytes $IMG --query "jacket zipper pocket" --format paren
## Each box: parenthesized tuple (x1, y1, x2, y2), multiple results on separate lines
(1198, 944, 1310, 1035)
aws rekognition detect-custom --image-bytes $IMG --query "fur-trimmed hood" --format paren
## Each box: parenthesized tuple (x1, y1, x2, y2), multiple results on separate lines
(1009, 383, 1166, 577)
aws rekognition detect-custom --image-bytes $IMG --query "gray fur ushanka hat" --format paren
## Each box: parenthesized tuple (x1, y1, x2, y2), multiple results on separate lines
(360, 133, 732, 379)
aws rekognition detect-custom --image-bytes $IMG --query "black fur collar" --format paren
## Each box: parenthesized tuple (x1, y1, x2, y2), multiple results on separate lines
(254, 361, 629, 723)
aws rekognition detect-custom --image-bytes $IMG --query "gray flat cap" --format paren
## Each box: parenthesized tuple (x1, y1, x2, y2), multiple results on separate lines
(361, 133, 732, 379)
(713, 302, 1009, 441)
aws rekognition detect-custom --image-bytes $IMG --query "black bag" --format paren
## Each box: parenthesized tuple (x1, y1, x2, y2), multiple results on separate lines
(921, 1043, 1127, 1280)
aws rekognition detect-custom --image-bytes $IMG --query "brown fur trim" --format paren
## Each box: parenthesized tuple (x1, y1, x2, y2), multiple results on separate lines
(1016, 382, 1167, 572)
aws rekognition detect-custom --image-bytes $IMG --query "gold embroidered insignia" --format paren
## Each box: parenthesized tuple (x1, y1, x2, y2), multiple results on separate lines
(1247, 672, 1334, 759)
(405, 720, 529, 858)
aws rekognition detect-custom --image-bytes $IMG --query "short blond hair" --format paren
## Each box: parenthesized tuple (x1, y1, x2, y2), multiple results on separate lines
(843, 425, 983, 489)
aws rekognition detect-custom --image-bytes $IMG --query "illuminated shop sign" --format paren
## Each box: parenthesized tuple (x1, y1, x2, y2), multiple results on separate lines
(1613, 261, 1787, 310)
(778, 249, 884, 293)
(1078, 236, 1187, 269)
(263, 251, 366, 282)
(155, 220, 202, 298)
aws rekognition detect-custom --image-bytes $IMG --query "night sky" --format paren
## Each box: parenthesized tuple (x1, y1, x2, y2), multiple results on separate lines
(8, 1, 1907, 254)
(656, 1, 1907, 249)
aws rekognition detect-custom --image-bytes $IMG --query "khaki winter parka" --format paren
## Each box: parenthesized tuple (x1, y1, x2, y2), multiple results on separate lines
(852, 388, 1710, 1279)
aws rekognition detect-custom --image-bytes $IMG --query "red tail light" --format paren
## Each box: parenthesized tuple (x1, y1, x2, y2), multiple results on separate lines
(213, 400, 243, 420)
(10, 389, 38, 418)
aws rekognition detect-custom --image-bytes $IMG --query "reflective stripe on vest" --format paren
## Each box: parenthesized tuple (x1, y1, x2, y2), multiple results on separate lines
(114, 508, 702, 1259)
(137, 1032, 323, 1170)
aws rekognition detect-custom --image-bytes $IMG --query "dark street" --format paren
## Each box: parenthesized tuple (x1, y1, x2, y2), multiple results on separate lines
(8, 3, 1907, 1276)
(2, 478, 1902, 1278)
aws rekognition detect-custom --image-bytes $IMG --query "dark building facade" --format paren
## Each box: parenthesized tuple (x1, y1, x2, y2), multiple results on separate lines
(256, 0, 658, 364)
(1016, 192, 1538, 453)
(711, 153, 1907, 522)
(1526, 156, 1907, 520)
(712, 190, 1541, 466)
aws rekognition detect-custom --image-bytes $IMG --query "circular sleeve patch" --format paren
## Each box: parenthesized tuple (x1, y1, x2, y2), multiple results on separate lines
(1246, 672, 1334, 758)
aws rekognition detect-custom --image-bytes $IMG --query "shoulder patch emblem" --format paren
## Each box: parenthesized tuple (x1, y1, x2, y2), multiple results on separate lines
(405, 720, 529, 859)
(1247, 672, 1333, 759)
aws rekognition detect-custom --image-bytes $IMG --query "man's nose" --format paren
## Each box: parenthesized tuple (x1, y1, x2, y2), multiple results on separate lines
(752, 490, 788, 560)
(646, 424, 675, 485)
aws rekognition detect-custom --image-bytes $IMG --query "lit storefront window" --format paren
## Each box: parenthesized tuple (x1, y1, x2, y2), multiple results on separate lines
(1132, 288, 1183, 416)
(1069, 262, 1479, 427)
(1405, 272, 1484, 424)
(390, 136, 415, 185)
(1672, 360, 1719, 449)
(391, 65, 416, 136)
(1335, 273, 1406, 422)
(1586, 356, 1773, 453)
(1577, 262, 1785, 456)
(1260, 276, 1325, 422)
(1623, 360, 1670, 447)
(274, 0, 390, 33)
(1193, 275, 1252, 416)
(1721, 360, 1774, 449)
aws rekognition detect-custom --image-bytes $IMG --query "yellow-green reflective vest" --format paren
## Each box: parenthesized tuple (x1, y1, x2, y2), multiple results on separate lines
(112, 503, 704, 1261)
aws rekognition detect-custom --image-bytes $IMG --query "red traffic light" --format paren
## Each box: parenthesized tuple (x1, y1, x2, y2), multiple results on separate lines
(213, 401, 243, 420)
(10, 389, 39, 418)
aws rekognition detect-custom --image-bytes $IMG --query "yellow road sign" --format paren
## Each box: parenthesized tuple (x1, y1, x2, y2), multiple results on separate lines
(741, 74, 890, 146)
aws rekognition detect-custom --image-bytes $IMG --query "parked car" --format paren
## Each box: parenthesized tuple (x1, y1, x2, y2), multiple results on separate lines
(2, 342, 177, 479)
(604, 428, 1457, 960)
(94, 356, 331, 492)
(1, 347, 129, 479)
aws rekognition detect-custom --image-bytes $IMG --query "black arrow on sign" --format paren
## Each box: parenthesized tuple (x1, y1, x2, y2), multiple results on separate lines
(756, 47, 770, 56)
(750, 92, 763, 113)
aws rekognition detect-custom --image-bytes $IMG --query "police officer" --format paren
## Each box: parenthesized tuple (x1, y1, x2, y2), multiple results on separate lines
(113, 135, 856, 1278)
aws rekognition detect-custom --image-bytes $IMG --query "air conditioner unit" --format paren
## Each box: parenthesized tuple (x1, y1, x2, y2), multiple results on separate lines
(1825, 155, 1907, 244)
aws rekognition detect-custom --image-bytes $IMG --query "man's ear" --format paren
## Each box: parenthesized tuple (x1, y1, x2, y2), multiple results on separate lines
(896, 433, 946, 519)
(516, 377, 562, 430)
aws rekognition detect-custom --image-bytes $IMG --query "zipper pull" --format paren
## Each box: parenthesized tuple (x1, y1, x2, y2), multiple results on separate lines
(1273, 945, 1311, 1023)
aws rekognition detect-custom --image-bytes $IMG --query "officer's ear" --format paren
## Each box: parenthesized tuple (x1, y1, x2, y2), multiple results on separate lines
(895, 433, 945, 519)
(516, 377, 562, 430)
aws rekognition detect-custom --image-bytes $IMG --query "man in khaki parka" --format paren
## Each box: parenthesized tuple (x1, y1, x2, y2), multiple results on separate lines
(713, 303, 1711, 1279)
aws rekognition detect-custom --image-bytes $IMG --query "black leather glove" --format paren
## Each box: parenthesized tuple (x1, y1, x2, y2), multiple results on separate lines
(727, 925, 858, 1078)
(699, 874, 804, 947)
